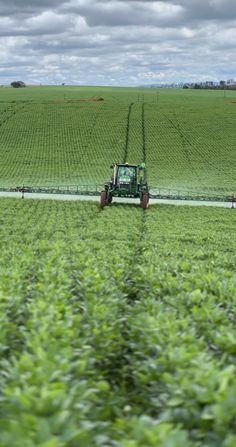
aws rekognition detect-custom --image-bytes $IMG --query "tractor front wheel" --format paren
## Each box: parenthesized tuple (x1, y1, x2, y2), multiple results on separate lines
(141, 192, 149, 209)
(100, 191, 107, 209)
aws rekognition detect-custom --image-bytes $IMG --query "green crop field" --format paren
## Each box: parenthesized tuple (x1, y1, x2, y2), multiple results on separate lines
(0, 198, 236, 447)
(0, 86, 236, 446)
(0, 86, 235, 194)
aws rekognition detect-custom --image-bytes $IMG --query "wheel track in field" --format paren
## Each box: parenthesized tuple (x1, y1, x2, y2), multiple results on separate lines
(123, 100, 147, 165)
(83, 99, 150, 399)
(123, 102, 134, 163)
(101, 100, 150, 400)
(120, 97, 149, 291)
(164, 111, 224, 178)
(142, 102, 147, 167)
(163, 112, 202, 184)
(97, 206, 149, 397)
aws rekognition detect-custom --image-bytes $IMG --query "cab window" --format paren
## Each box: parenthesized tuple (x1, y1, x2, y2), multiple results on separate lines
(118, 166, 135, 179)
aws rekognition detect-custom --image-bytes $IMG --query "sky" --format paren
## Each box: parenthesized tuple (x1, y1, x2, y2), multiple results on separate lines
(0, 0, 236, 86)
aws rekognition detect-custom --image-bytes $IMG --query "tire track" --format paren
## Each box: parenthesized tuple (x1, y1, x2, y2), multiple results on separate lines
(94, 101, 150, 400)
(164, 112, 202, 183)
(95, 207, 149, 400)
(142, 103, 146, 164)
(164, 111, 223, 177)
(123, 103, 134, 163)
(107, 99, 150, 397)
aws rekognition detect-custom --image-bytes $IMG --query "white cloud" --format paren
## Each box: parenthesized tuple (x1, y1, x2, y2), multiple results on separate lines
(148, 1, 184, 16)
(25, 11, 72, 34)
(0, 0, 236, 85)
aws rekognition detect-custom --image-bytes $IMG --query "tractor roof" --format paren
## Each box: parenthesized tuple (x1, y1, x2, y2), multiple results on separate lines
(115, 163, 139, 168)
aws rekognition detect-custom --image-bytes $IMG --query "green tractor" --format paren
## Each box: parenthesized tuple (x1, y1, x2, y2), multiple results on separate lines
(100, 162, 149, 209)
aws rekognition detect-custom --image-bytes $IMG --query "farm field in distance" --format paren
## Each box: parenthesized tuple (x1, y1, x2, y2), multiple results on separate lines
(0, 86, 236, 194)
(0, 86, 236, 446)
(0, 199, 236, 447)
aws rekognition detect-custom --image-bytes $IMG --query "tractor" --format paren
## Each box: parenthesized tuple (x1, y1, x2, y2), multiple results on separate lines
(100, 162, 149, 209)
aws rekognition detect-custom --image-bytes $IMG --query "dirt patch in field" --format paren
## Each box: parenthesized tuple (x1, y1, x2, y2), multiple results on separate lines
(44, 98, 105, 104)
(78, 97, 105, 102)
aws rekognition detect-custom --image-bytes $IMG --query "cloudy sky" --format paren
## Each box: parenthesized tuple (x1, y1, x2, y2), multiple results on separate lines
(0, 0, 236, 86)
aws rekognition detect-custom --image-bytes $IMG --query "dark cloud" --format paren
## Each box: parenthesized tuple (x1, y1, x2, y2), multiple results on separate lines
(0, 0, 236, 85)
(0, 0, 63, 15)
(174, 0, 236, 20)
(62, 1, 185, 27)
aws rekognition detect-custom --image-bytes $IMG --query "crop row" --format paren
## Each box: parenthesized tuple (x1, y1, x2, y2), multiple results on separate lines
(0, 87, 236, 194)
(0, 198, 236, 446)
(0, 100, 129, 187)
(144, 99, 236, 193)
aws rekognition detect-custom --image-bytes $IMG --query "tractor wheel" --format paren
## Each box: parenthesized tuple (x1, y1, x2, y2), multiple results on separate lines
(107, 194, 113, 204)
(141, 192, 149, 209)
(100, 191, 107, 209)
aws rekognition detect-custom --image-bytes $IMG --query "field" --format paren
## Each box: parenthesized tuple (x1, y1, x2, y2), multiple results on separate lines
(0, 199, 236, 447)
(0, 86, 236, 446)
(0, 86, 236, 194)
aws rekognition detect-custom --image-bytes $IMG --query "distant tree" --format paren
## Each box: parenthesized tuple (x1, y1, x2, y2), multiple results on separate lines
(183, 84, 189, 89)
(194, 83, 200, 89)
(11, 81, 26, 88)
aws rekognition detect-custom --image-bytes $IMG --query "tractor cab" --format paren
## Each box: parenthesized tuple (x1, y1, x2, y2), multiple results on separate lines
(100, 162, 149, 209)
(116, 164, 137, 187)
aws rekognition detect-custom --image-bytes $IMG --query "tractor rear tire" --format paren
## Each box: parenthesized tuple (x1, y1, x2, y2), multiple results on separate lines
(100, 191, 107, 209)
(141, 192, 149, 209)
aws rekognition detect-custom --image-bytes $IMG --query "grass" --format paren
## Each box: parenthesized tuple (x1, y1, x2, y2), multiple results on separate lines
(0, 199, 236, 446)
